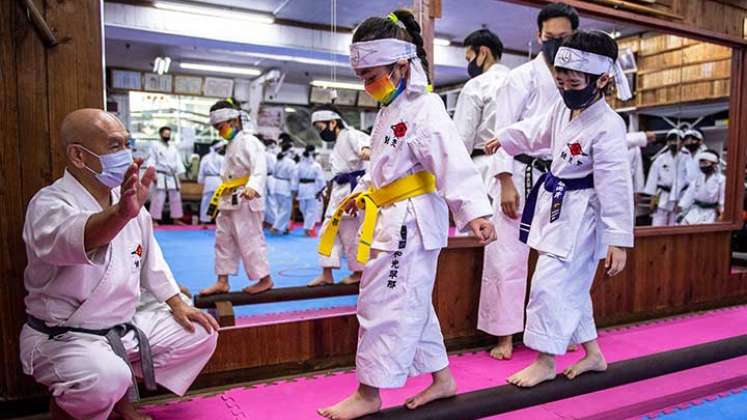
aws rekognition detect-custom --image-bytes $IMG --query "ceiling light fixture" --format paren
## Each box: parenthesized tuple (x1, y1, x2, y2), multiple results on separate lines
(153, 1, 275, 24)
(153, 56, 172, 75)
(180, 62, 262, 76)
(310, 80, 364, 91)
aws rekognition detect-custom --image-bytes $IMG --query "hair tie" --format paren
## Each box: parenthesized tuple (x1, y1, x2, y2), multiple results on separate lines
(226, 97, 235, 106)
(387, 13, 407, 30)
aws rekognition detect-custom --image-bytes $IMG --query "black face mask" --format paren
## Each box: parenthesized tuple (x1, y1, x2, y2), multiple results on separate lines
(542, 38, 563, 64)
(161, 136, 171, 142)
(467, 57, 483, 79)
(668, 144, 679, 154)
(320, 126, 336, 142)
(560, 82, 599, 110)
(685, 143, 701, 154)
(700, 165, 715, 175)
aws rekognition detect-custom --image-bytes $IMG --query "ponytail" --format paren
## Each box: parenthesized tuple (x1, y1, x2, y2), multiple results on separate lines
(352, 9, 431, 84)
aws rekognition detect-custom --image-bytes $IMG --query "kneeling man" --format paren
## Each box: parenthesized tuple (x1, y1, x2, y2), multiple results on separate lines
(19, 109, 219, 420)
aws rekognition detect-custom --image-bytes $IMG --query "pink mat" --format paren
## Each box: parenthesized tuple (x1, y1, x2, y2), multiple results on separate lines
(143, 305, 747, 420)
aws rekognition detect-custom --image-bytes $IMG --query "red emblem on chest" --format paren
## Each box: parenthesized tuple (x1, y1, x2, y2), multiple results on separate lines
(391, 122, 407, 138)
(132, 245, 143, 258)
(567, 143, 584, 156)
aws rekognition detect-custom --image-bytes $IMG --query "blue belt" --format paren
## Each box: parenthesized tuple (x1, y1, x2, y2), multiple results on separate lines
(332, 170, 366, 191)
(519, 172, 595, 243)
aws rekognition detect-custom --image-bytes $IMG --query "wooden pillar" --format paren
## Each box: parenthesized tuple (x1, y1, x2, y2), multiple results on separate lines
(412, 0, 441, 82)
(0, 0, 104, 400)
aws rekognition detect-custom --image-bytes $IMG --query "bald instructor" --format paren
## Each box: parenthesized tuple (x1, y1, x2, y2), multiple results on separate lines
(19, 109, 219, 420)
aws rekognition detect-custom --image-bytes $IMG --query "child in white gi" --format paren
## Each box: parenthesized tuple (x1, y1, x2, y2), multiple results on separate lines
(491, 31, 634, 388)
(318, 10, 495, 419)
(197, 140, 226, 224)
(200, 98, 274, 296)
(293, 144, 326, 236)
(679, 150, 725, 224)
(270, 143, 297, 234)
(308, 105, 371, 287)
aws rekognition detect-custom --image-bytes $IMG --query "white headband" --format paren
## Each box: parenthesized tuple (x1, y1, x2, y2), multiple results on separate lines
(684, 129, 704, 141)
(666, 128, 684, 140)
(349, 39, 429, 94)
(211, 140, 227, 151)
(209, 108, 240, 125)
(554, 46, 632, 101)
(311, 110, 347, 128)
(696, 151, 719, 164)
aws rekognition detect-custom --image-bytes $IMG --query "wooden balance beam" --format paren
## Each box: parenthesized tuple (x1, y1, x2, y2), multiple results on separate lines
(193, 283, 360, 327)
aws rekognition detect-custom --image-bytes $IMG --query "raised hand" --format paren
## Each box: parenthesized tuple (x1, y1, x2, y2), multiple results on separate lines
(117, 159, 155, 221)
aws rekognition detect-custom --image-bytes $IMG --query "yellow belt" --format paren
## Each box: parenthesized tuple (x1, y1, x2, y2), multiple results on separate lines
(318, 171, 436, 264)
(207, 176, 249, 218)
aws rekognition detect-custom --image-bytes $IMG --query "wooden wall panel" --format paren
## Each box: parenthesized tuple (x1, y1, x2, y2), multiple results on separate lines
(0, 0, 104, 400)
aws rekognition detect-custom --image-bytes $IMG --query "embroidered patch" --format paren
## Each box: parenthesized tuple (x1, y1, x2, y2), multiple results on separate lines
(132, 244, 143, 258)
(387, 226, 407, 288)
(560, 142, 589, 167)
(567, 143, 584, 156)
(391, 122, 407, 138)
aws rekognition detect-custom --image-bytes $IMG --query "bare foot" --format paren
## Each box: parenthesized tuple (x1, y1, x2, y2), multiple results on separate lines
(112, 397, 152, 420)
(507, 354, 556, 388)
(199, 280, 230, 296)
(564, 352, 607, 380)
(567, 343, 578, 352)
(308, 274, 334, 287)
(243, 276, 273, 294)
(489, 335, 513, 360)
(318, 388, 381, 420)
(173, 219, 187, 226)
(340, 272, 361, 285)
(270, 228, 279, 235)
(405, 369, 457, 410)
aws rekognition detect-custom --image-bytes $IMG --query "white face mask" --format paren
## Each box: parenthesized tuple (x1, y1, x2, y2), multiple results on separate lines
(77, 145, 133, 188)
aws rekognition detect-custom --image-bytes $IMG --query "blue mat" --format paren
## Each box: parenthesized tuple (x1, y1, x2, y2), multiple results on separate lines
(154, 228, 357, 317)
(655, 389, 747, 419)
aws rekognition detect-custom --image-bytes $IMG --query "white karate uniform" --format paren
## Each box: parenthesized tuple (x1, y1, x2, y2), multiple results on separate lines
(271, 155, 297, 232)
(148, 141, 185, 221)
(293, 156, 326, 230)
(320, 128, 371, 272)
(19, 170, 217, 420)
(626, 132, 647, 194)
(679, 171, 725, 224)
(478, 54, 557, 338)
(498, 97, 634, 355)
(453, 64, 510, 185)
(214, 131, 270, 280)
(644, 151, 682, 226)
(673, 145, 708, 201)
(197, 149, 224, 223)
(353, 90, 492, 388)
(264, 150, 278, 226)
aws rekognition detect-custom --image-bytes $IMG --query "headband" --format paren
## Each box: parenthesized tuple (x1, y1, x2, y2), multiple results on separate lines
(683, 129, 704, 141)
(666, 128, 684, 140)
(695, 151, 719, 164)
(554, 46, 632, 101)
(349, 38, 429, 94)
(211, 140, 227, 151)
(209, 108, 241, 125)
(311, 110, 348, 128)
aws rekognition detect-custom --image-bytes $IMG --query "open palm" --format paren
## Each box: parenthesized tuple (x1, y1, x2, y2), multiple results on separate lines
(118, 159, 156, 220)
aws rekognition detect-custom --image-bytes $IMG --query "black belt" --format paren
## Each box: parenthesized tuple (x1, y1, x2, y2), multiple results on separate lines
(299, 178, 316, 184)
(694, 200, 719, 209)
(26, 315, 156, 401)
(471, 149, 486, 158)
(514, 154, 552, 199)
(658, 184, 672, 193)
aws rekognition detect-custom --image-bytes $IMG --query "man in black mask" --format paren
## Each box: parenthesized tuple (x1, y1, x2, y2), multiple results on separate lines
(149, 126, 186, 225)
(644, 129, 685, 226)
(453, 29, 509, 183)
(480, 3, 579, 362)
(674, 128, 708, 208)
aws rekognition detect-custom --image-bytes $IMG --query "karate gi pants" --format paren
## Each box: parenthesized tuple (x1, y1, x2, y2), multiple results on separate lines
(19, 309, 217, 420)
(355, 217, 449, 388)
(271, 194, 292, 232)
(523, 249, 599, 356)
(215, 201, 270, 280)
(651, 208, 677, 226)
(319, 217, 365, 273)
(298, 198, 320, 231)
(264, 192, 277, 226)
(150, 189, 183, 221)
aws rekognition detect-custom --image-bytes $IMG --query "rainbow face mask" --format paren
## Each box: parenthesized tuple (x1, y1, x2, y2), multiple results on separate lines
(364, 71, 406, 105)
(218, 124, 238, 141)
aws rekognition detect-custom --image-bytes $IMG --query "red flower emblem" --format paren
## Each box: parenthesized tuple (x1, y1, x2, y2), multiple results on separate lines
(132, 245, 143, 258)
(391, 122, 407, 138)
(568, 143, 584, 156)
